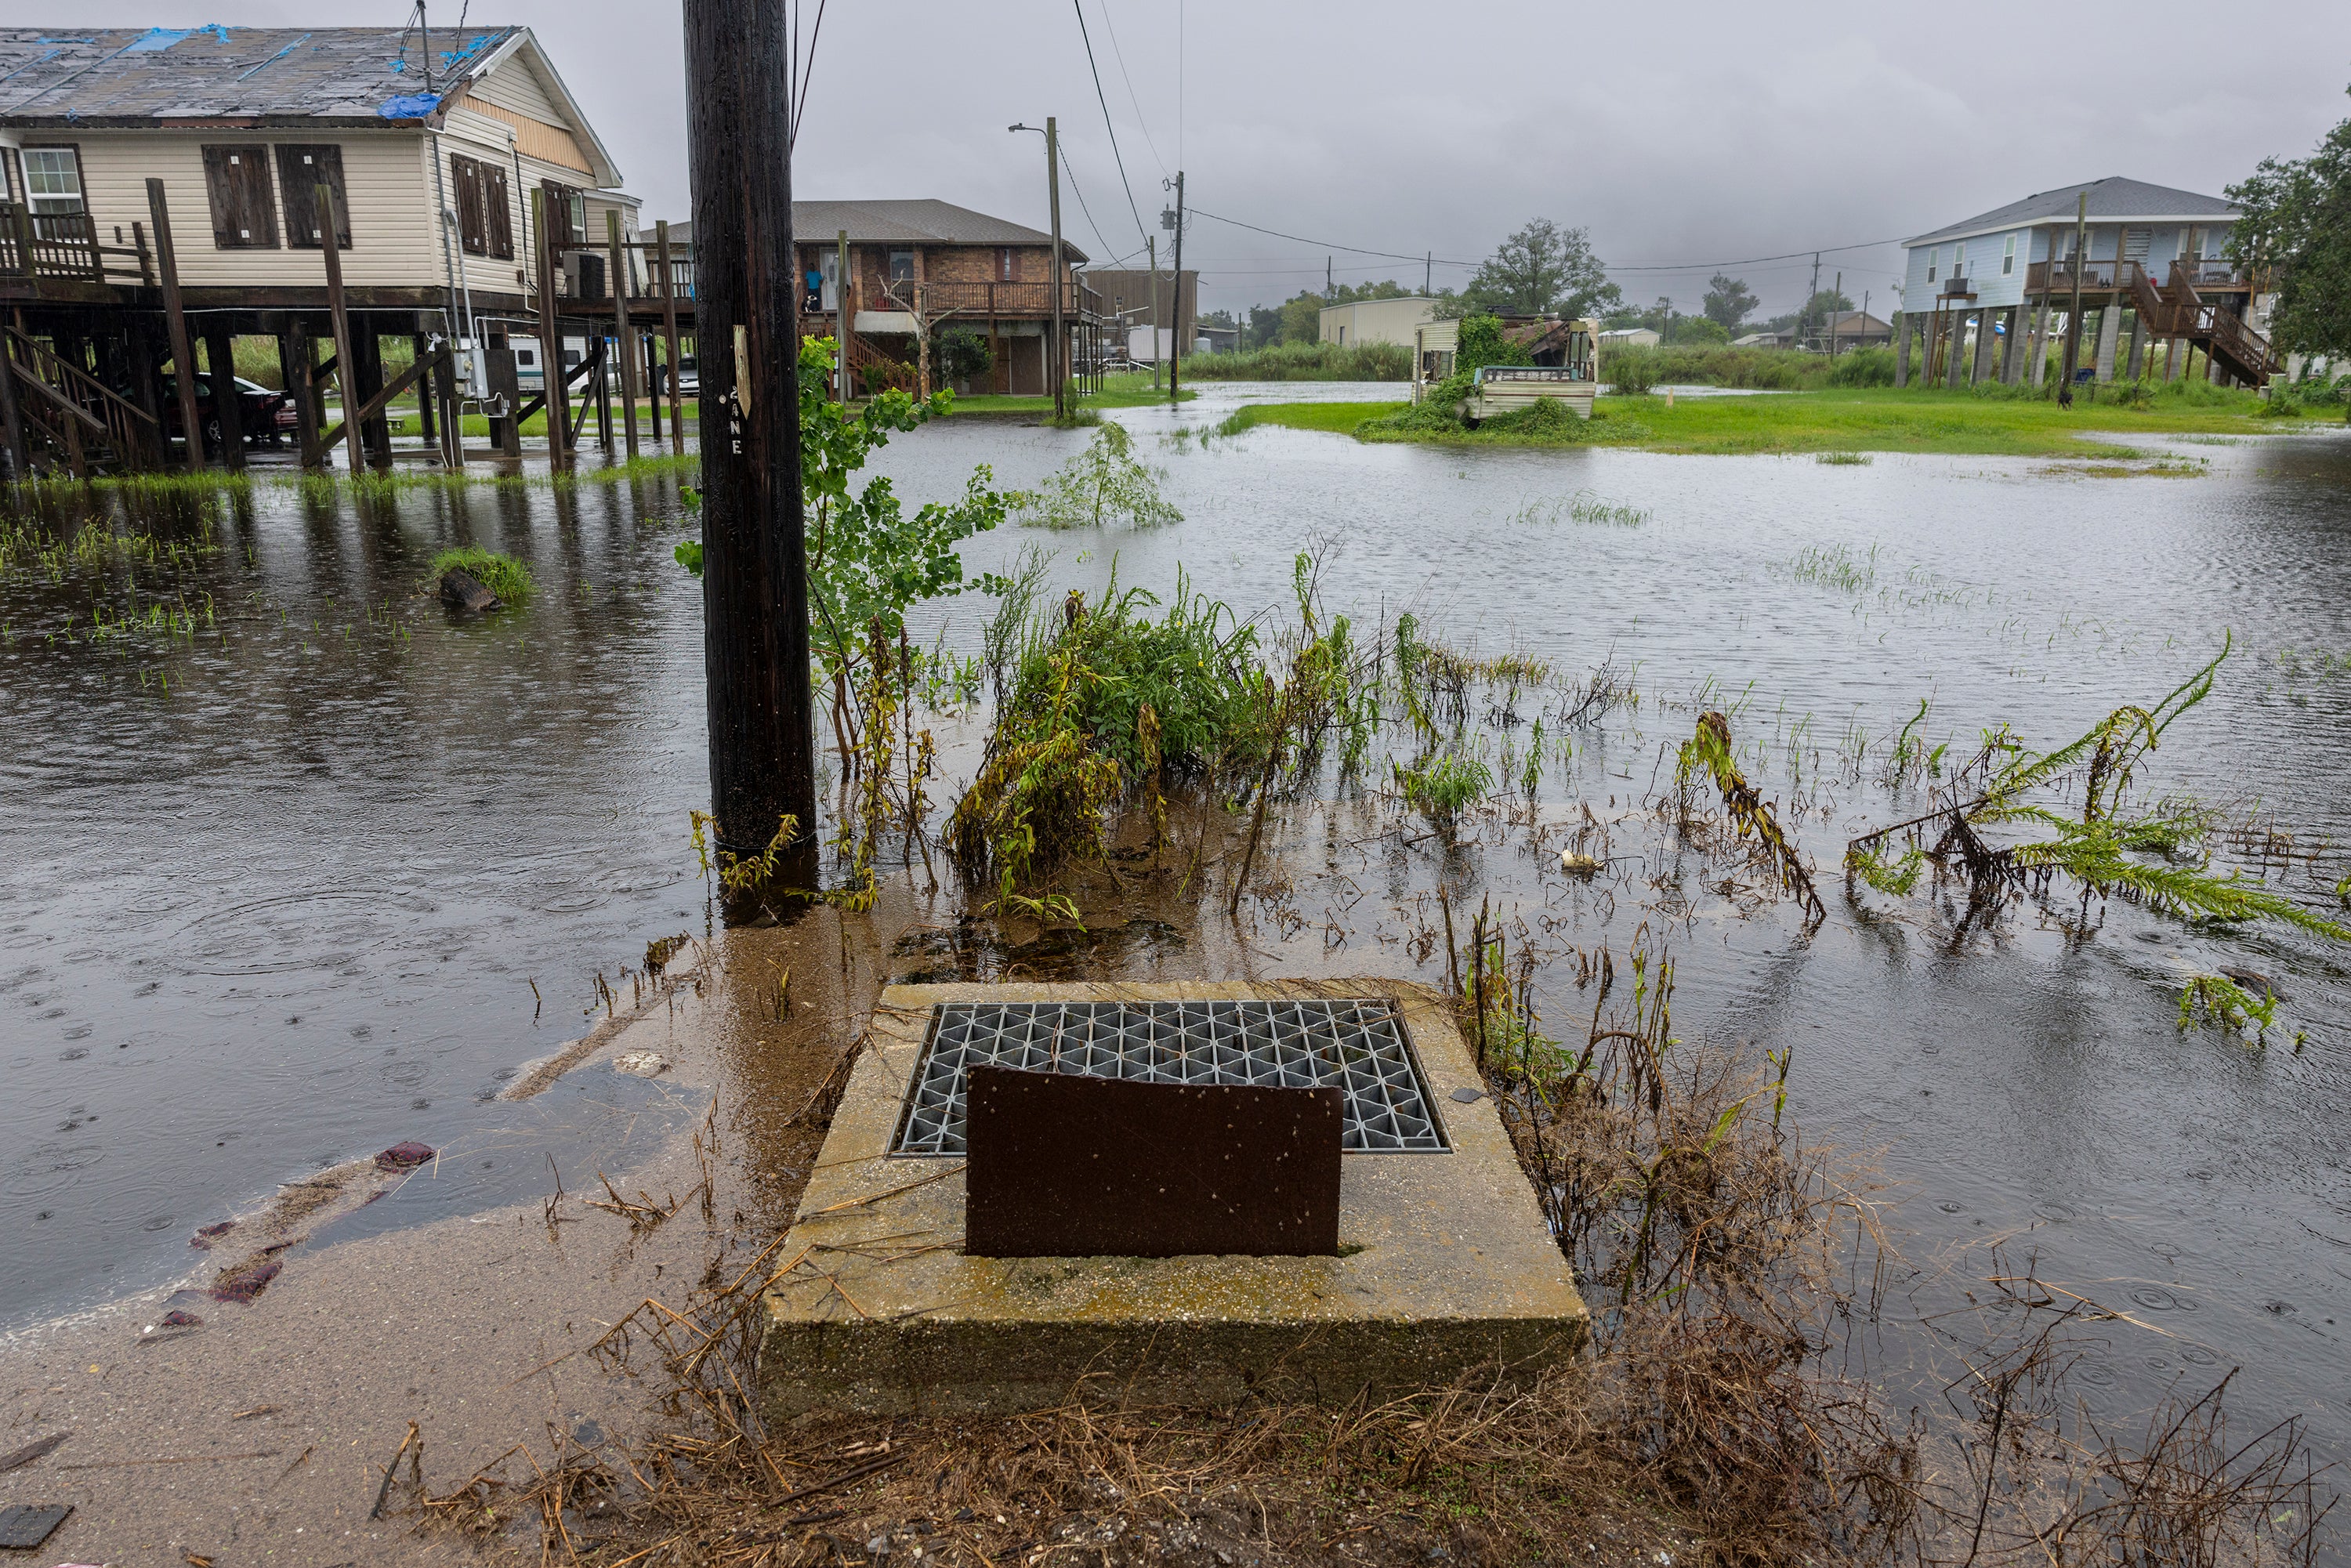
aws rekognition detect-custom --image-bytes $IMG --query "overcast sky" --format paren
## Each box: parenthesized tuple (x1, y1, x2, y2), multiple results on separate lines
(105, 0, 2351, 317)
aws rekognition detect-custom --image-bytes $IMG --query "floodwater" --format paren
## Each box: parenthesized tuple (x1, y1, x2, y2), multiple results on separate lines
(5, 384, 2351, 1474)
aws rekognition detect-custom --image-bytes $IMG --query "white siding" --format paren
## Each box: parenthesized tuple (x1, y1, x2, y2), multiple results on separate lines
(431, 111, 607, 295)
(57, 129, 441, 289)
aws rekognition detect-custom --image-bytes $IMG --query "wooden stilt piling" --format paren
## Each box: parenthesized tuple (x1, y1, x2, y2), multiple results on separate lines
(146, 179, 204, 473)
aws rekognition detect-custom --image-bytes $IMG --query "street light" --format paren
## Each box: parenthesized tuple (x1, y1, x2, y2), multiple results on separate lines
(1009, 120, 1067, 422)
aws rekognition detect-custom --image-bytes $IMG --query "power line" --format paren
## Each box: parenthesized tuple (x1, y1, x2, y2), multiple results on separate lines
(1069, 0, 1150, 247)
(1095, 0, 1166, 177)
(1060, 147, 1149, 270)
(1189, 205, 1906, 279)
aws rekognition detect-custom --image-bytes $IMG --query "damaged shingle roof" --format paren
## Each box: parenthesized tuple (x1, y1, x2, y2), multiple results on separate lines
(0, 25, 522, 126)
(789, 201, 1089, 263)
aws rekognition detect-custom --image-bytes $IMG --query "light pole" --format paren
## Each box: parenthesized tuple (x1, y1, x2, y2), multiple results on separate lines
(1009, 120, 1066, 422)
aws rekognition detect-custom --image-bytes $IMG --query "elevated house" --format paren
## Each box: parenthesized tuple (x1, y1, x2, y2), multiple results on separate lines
(0, 24, 676, 475)
(781, 200, 1099, 397)
(1895, 176, 2278, 390)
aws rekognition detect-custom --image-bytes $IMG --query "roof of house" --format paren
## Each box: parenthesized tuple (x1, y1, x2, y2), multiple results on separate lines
(787, 201, 1087, 261)
(1905, 177, 2239, 248)
(647, 204, 1089, 263)
(1817, 310, 1892, 334)
(0, 25, 618, 182)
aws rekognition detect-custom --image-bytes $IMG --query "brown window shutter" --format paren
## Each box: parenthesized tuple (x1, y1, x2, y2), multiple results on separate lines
(202, 146, 247, 248)
(485, 163, 513, 261)
(451, 153, 484, 254)
(274, 144, 352, 249)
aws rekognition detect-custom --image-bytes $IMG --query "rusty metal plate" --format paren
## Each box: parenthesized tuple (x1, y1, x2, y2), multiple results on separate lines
(964, 1065, 1342, 1258)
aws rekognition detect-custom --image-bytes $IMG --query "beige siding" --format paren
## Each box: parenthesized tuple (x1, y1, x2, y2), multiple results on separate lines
(57, 129, 442, 289)
(431, 110, 621, 294)
(468, 56, 567, 127)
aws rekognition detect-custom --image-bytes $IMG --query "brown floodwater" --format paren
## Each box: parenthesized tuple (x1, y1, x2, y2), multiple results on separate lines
(5, 387, 2350, 1490)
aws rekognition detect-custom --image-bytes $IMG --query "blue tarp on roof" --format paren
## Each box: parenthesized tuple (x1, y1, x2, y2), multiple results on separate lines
(379, 90, 440, 119)
(121, 24, 230, 53)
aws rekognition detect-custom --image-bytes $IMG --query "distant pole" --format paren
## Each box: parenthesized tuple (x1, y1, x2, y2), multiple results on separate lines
(1045, 116, 1066, 422)
(146, 179, 203, 474)
(1830, 270, 1842, 358)
(1424, 250, 1431, 295)
(1148, 234, 1160, 393)
(1168, 170, 1185, 407)
(686, 0, 815, 898)
(607, 210, 639, 460)
(1803, 251, 1820, 351)
(1325, 255, 1331, 294)
(2062, 192, 2088, 392)
(835, 228, 850, 402)
(657, 219, 686, 454)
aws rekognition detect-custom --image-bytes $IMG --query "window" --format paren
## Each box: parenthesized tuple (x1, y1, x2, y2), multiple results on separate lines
(1953, 241, 1966, 278)
(516, 347, 537, 367)
(201, 146, 279, 248)
(449, 154, 513, 260)
(538, 179, 585, 250)
(999, 246, 1014, 281)
(22, 147, 84, 215)
(1926, 248, 1938, 283)
(2001, 234, 2016, 275)
(275, 144, 352, 248)
(888, 249, 915, 282)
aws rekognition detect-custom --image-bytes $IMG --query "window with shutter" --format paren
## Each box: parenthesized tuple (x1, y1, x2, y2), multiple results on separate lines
(202, 146, 279, 248)
(275, 144, 353, 249)
(451, 153, 488, 255)
(484, 163, 513, 260)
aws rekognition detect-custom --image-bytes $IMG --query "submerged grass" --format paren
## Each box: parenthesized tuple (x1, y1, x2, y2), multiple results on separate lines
(1239, 386, 2330, 458)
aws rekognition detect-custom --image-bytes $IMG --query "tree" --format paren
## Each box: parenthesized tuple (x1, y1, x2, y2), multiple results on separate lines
(1669, 315, 1730, 346)
(1459, 219, 1621, 319)
(2229, 85, 2351, 394)
(1702, 273, 1759, 334)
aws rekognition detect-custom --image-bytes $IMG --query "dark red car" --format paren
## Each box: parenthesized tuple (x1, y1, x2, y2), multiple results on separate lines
(158, 373, 297, 451)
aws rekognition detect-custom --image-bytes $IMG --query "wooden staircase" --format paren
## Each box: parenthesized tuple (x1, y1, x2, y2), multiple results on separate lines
(3, 326, 163, 476)
(2123, 263, 2280, 388)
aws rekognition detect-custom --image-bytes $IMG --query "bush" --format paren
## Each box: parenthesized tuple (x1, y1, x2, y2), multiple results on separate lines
(1180, 340, 1413, 382)
(1825, 346, 1896, 386)
(1603, 345, 1657, 395)
(939, 328, 994, 385)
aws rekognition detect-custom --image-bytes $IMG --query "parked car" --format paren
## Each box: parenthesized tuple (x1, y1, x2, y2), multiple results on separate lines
(158, 374, 295, 451)
(651, 356, 697, 398)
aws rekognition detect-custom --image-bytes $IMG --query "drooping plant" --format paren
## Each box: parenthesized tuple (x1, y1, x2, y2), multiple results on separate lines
(1018, 422, 1183, 531)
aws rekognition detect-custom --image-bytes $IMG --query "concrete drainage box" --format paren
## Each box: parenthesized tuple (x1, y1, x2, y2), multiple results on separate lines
(759, 981, 1588, 1419)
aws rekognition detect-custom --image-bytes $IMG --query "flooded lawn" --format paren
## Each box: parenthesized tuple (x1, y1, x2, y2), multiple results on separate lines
(5, 383, 2350, 1508)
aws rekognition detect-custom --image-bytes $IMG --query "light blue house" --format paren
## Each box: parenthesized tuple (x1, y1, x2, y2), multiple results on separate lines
(1893, 177, 2272, 389)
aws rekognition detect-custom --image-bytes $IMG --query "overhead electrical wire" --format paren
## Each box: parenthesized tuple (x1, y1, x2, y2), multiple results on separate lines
(1061, 146, 1149, 270)
(1187, 207, 1905, 279)
(1069, 0, 1151, 248)
(1095, 0, 1167, 177)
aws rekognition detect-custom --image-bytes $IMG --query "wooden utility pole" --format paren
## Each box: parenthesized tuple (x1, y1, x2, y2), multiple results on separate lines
(657, 219, 686, 454)
(607, 210, 639, 459)
(686, 0, 816, 896)
(1168, 169, 1185, 406)
(1147, 235, 1159, 393)
(312, 180, 362, 477)
(1828, 270, 1842, 359)
(206, 326, 245, 468)
(1045, 116, 1066, 421)
(534, 188, 569, 471)
(2061, 192, 2088, 393)
(146, 179, 203, 473)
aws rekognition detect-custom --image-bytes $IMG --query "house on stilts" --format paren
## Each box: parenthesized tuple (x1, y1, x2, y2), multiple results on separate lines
(0, 24, 690, 476)
(1893, 176, 2280, 392)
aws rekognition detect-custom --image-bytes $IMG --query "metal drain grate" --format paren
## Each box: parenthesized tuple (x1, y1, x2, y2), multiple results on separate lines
(890, 999, 1450, 1157)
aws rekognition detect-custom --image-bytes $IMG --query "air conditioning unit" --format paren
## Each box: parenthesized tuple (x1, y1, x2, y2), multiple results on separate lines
(562, 251, 607, 302)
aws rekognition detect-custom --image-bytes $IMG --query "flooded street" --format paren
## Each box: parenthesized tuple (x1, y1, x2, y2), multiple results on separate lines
(6, 383, 2351, 1489)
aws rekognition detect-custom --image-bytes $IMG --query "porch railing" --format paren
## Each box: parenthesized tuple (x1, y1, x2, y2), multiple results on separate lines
(0, 205, 154, 286)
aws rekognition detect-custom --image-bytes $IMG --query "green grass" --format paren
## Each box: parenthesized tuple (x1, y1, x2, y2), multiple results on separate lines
(1214, 402, 1404, 437)
(429, 546, 534, 603)
(947, 372, 1195, 415)
(1229, 386, 2335, 458)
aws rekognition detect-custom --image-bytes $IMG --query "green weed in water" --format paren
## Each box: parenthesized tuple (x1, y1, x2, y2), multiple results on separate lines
(1815, 451, 1873, 465)
(429, 547, 534, 604)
